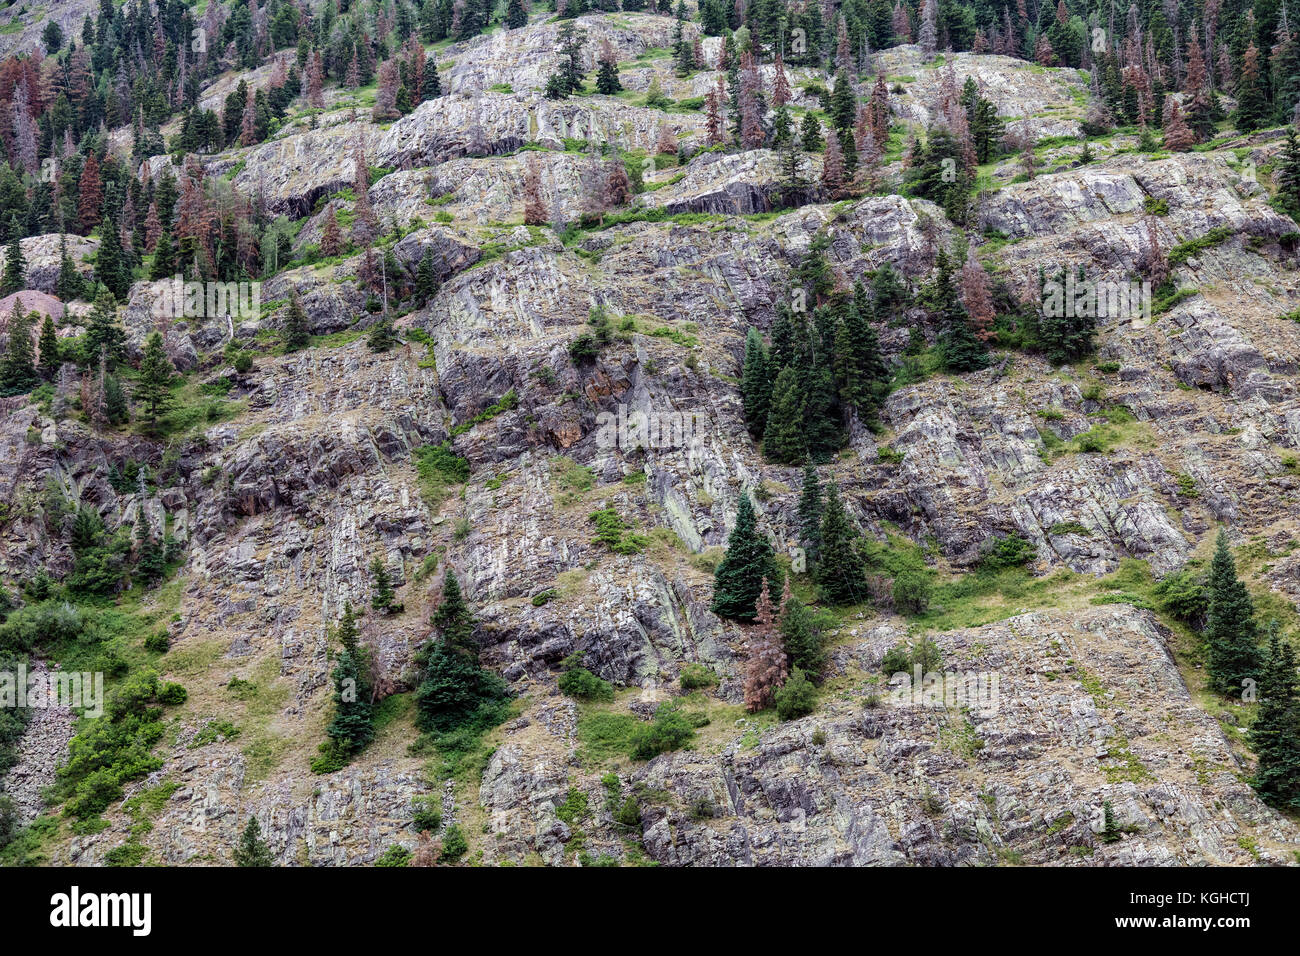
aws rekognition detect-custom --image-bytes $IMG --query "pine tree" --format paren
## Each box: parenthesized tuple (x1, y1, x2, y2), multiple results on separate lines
(740, 327, 770, 436)
(778, 579, 825, 676)
(368, 318, 397, 352)
(1234, 42, 1270, 133)
(928, 249, 988, 373)
(56, 235, 84, 301)
(433, 571, 477, 659)
(104, 371, 129, 425)
(596, 40, 622, 94)
(672, 2, 694, 76)
(506, 0, 527, 29)
(815, 481, 866, 605)
(833, 293, 888, 415)
(416, 573, 510, 734)
(423, 59, 442, 99)
(36, 313, 59, 380)
(1038, 266, 1096, 363)
(1100, 800, 1120, 843)
(134, 507, 165, 586)
(233, 816, 273, 866)
(711, 494, 781, 621)
(85, 289, 126, 368)
(829, 68, 856, 134)
(800, 112, 824, 151)
(150, 230, 176, 280)
(370, 556, 396, 611)
(320, 602, 375, 765)
(1205, 529, 1262, 696)
(95, 215, 130, 299)
(135, 331, 175, 431)
(283, 294, 311, 351)
(958, 246, 996, 341)
(1, 227, 25, 295)
(1162, 99, 1195, 151)
(415, 250, 440, 304)
(0, 303, 37, 395)
(762, 365, 807, 464)
(77, 152, 104, 232)
(797, 460, 823, 564)
(821, 129, 846, 198)
(1275, 127, 1300, 217)
(1248, 624, 1300, 811)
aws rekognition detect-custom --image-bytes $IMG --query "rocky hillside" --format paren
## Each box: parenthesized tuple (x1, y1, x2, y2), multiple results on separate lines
(1, 5, 1300, 868)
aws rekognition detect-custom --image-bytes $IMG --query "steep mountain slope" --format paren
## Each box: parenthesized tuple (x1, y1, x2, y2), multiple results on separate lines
(2, 8, 1300, 867)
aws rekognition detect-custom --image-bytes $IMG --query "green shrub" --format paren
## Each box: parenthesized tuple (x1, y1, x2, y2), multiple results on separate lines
(879, 644, 912, 675)
(157, 682, 187, 705)
(54, 670, 184, 819)
(892, 571, 932, 615)
(880, 639, 943, 675)
(679, 663, 718, 690)
(1152, 568, 1208, 625)
(439, 823, 468, 861)
(414, 441, 470, 485)
(774, 667, 816, 720)
(630, 702, 696, 759)
(144, 631, 170, 654)
(375, 844, 412, 867)
(589, 508, 648, 554)
(979, 533, 1037, 571)
(613, 794, 642, 829)
(555, 787, 589, 825)
(412, 796, 442, 833)
(557, 652, 615, 701)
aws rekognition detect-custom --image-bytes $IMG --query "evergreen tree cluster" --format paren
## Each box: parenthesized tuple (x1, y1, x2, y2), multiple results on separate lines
(741, 241, 895, 464)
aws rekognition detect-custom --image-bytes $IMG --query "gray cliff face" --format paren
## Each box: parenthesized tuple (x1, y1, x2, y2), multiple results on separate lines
(3, 12, 1300, 868)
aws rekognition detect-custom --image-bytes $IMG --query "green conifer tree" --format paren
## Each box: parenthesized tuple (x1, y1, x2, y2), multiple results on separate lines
(36, 313, 60, 380)
(104, 374, 129, 425)
(1248, 624, 1300, 810)
(834, 293, 888, 415)
(596, 55, 622, 94)
(370, 556, 396, 611)
(778, 588, 825, 676)
(762, 365, 807, 463)
(928, 250, 988, 373)
(1205, 529, 1262, 696)
(711, 494, 781, 621)
(320, 602, 375, 765)
(432, 571, 477, 658)
(233, 816, 274, 866)
(367, 318, 397, 352)
(815, 481, 866, 604)
(415, 250, 439, 304)
(94, 215, 130, 299)
(134, 508, 166, 586)
(135, 331, 175, 431)
(1, 225, 25, 296)
(800, 112, 824, 151)
(0, 303, 37, 394)
(282, 294, 311, 350)
(56, 235, 84, 301)
(150, 230, 176, 280)
(740, 327, 771, 436)
(85, 288, 125, 367)
(1275, 127, 1300, 217)
(797, 460, 823, 564)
